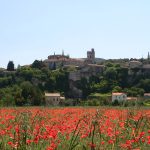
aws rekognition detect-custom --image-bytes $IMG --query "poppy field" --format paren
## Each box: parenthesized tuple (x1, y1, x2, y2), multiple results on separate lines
(0, 107, 150, 150)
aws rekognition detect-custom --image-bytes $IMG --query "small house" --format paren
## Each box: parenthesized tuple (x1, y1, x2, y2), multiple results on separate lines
(112, 92, 127, 102)
(144, 93, 150, 99)
(45, 93, 65, 106)
(126, 97, 138, 101)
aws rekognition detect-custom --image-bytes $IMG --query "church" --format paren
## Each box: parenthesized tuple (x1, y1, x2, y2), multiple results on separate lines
(44, 48, 96, 69)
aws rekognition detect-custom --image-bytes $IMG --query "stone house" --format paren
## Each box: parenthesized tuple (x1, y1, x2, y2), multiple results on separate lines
(129, 60, 142, 69)
(144, 93, 150, 99)
(126, 97, 138, 101)
(112, 92, 127, 102)
(45, 93, 65, 106)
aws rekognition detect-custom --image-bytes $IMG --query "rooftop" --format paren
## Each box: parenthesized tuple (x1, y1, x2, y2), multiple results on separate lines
(45, 93, 60, 97)
(112, 92, 126, 96)
(144, 93, 150, 96)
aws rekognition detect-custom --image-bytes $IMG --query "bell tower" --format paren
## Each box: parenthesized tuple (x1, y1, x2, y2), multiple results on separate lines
(87, 48, 95, 63)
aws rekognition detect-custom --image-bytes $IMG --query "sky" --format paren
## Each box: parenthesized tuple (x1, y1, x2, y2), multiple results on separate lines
(0, 0, 150, 68)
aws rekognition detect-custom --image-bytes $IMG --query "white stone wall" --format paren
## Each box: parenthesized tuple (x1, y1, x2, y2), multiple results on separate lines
(45, 96, 60, 106)
(112, 94, 127, 102)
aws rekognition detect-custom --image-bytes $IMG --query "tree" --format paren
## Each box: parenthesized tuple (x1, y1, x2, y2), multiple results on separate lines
(91, 80, 111, 93)
(7, 61, 14, 71)
(20, 81, 34, 105)
(104, 67, 117, 80)
(124, 87, 144, 97)
(31, 60, 45, 69)
(20, 81, 43, 105)
(31, 87, 43, 105)
(52, 62, 56, 70)
(112, 86, 122, 92)
(138, 79, 150, 92)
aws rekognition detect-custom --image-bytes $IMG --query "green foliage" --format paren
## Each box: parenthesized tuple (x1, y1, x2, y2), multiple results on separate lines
(143, 99, 150, 106)
(20, 81, 43, 106)
(112, 99, 120, 106)
(52, 62, 56, 70)
(0, 94, 15, 106)
(104, 67, 117, 80)
(124, 87, 144, 97)
(0, 76, 13, 88)
(1, 58, 150, 106)
(31, 60, 46, 69)
(112, 86, 122, 92)
(88, 93, 111, 105)
(7, 61, 14, 71)
(138, 79, 150, 92)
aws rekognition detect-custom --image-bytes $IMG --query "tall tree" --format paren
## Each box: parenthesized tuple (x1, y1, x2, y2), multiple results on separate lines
(7, 61, 14, 71)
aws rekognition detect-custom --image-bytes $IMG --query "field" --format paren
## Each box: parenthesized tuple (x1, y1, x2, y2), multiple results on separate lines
(0, 107, 150, 150)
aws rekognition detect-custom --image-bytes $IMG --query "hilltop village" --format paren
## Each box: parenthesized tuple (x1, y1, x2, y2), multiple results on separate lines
(43, 49, 105, 98)
(0, 49, 150, 106)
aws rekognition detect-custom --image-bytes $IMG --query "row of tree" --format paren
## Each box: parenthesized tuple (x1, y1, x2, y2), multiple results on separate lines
(0, 60, 150, 106)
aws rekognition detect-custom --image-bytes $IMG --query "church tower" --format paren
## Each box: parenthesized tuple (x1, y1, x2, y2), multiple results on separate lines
(87, 48, 95, 63)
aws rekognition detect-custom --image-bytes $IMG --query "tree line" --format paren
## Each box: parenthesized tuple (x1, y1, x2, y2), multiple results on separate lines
(0, 60, 150, 106)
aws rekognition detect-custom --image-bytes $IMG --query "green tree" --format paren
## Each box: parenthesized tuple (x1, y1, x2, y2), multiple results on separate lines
(31, 87, 43, 105)
(104, 67, 117, 80)
(52, 62, 56, 70)
(31, 60, 45, 69)
(7, 61, 15, 71)
(20, 81, 43, 105)
(112, 86, 122, 92)
(20, 81, 34, 105)
(138, 79, 150, 92)
(124, 87, 144, 97)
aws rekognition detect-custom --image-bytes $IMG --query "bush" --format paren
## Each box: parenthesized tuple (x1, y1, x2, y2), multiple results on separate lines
(112, 99, 120, 106)
(0, 94, 15, 107)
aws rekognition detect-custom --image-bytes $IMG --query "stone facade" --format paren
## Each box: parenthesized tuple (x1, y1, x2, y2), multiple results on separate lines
(112, 93, 127, 102)
(144, 93, 150, 99)
(44, 49, 96, 69)
(128, 60, 142, 68)
(45, 93, 65, 106)
(86, 48, 95, 64)
(69, 64, 105, 81)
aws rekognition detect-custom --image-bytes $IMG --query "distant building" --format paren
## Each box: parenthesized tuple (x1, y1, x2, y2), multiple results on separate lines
(112, 92, 127, 102)
(44, 48, 97, 69)
(144, 93, 150, 99)
(86, 48, 95, 63)
(45, 93, 65, 106)
(129, 60, 142, 69)
(126, 97, 138, 101)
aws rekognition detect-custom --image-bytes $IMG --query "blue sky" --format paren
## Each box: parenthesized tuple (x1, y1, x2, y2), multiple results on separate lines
(0, 0, 150, 68)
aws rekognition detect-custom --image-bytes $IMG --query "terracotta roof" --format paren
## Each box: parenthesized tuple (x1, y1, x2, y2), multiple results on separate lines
(127, 97, 137, 101)
(45, 93, 60, 97)
(144, 93, 150, 96)
(44, 58, 84, 62)
(112, 92, 126, 96)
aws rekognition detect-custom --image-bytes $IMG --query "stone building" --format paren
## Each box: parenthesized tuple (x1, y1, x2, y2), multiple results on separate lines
(129, 60, 142, 69)
(144, 93, 150, 99)
(44, 48, 97, 69)
(112, 92, 127, 102)
(45, 93, 65, 106)
(85, 48, 95, 64)
(69, 64, 105, 81)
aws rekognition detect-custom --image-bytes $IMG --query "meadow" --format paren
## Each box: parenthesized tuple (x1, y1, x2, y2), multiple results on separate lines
(0, 107, 150, 150)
